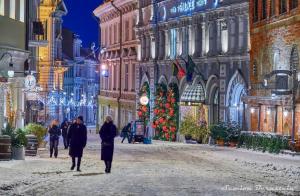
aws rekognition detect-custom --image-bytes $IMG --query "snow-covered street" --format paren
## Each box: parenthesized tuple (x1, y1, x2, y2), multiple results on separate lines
(0, 133, 299, 196)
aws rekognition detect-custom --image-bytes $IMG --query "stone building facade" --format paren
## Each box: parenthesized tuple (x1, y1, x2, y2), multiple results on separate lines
(136, 0, 250, 137)
(0, 0, 30, 130)
(62, 29, 99, 125)
(94, 0, 138, 129)
(244, 0, 300, 143)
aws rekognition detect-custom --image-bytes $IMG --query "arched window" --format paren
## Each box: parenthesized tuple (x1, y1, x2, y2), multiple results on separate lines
(221, 20, 228, 53)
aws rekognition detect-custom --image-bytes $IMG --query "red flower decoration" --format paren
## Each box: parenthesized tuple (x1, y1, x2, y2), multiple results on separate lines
(138, 111, 143, 117)
(165, 103, 171, 108)
(171, 98, 176, 103)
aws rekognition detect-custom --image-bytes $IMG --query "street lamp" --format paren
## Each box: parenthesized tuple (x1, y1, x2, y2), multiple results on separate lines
(139, 93, 150, 143)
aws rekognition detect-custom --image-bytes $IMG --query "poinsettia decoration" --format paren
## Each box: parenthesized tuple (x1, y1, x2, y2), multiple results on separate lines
(152, 83, 179, 141)
(137, 82, 150, 123)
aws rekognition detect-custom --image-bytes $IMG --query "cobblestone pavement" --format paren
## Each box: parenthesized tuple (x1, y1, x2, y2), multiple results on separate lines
(0, 133, 299, 196)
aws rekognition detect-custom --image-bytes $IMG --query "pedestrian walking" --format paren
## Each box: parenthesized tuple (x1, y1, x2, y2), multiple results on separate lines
(121, 123, 131, 143)
(67, 116, 87, 172)
(99, 115, 117, 173)
(48, 119, 61, 158)
(61, 119, 69, 149)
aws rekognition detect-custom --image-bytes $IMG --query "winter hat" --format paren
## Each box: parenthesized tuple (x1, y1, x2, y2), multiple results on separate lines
(77, 116, 84, 122)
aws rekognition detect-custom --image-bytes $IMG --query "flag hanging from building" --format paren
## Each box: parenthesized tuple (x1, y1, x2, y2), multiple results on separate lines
(172, 60, 185, 80)
(186, 55, 196, 82)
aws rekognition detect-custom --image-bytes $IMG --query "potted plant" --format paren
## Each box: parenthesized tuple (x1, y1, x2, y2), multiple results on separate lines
(209, 122, 228, 146)
(11, 128, 27, 160)
(24, 123, 47, 148)
(227, 122, 241, 147)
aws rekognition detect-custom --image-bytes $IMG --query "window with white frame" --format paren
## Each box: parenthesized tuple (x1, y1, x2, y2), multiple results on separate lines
(0, 0, 4, 16)
(221, 21, 228, 53)
(9, 0, 16, 19)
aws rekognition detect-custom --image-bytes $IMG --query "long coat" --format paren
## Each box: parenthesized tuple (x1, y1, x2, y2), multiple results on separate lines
(99, 122, 117, 161)
(67, 123, 87, 157)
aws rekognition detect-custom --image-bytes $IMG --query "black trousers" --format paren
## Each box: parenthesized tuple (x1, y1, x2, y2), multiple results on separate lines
(121, 134, 130, 143)
(104, 160, 112, 173)
(72, 157, 82, 170)
(50, 139, 59, 157)
(62, 136, 68, 148)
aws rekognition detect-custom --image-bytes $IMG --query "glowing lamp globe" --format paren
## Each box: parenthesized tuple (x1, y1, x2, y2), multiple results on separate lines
(139, 95, 149, 106)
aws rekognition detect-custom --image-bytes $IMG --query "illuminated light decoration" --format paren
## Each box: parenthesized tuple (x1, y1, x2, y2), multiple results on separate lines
(283, 110, 288, 117)
(101, 70, 109, 77)
(266, 109, 271, 115)
(24, 75, 37, 90)
(7, 70, 14, 78)
(250, 108, 255, 114)
(170, 0, 207, 15)
(140, 94, 149, 106)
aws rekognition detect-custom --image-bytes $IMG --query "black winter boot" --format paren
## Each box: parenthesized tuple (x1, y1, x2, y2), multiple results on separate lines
(70, 157, 75, 170)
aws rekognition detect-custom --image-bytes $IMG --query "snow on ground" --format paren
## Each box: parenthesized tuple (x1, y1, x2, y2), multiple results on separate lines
(0, 133, 299, 196)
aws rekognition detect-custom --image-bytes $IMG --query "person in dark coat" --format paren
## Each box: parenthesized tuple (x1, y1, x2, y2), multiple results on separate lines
(99, 115, 117, 173)
(60, 119, 69, 149)
(48, 119, 61, 158)
(121, 123, 131, 143)
(67, 116, 87, 172)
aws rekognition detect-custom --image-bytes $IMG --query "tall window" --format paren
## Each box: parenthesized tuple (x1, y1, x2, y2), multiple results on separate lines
(125, 64, 129, 91)
(114, 24, 117, 44)
(170, 29, 177, 59)
(20, 0, 25, 22)
(131, 64, 135, 91)
(125, 20, 129, 41)
(0, 0, 4, 16)
(262, 0, 267, 19)
(270, 0, 276, 16)
(290, 0, 298, 10)
(279, 0, 287, 14)
(253, 0, 258, 22)
(9, 0, 16, 19)
(113, 64, 117, 90)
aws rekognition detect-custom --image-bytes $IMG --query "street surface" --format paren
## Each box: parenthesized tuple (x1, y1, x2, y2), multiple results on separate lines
(0, 133, 299, 196)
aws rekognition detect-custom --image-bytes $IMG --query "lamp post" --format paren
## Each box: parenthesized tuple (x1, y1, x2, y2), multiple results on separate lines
(139, 93, 149, 142)
(111, 0, 123, 130)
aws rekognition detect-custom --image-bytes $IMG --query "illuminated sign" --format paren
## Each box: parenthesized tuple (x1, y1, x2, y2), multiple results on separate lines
(170, 0, 207, 14)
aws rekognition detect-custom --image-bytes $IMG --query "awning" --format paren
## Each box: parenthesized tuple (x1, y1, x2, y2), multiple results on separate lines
(180, 84, 205, 103)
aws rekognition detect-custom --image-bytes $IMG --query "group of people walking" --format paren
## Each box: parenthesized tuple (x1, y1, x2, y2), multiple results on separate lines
(47, 115, 117, 173)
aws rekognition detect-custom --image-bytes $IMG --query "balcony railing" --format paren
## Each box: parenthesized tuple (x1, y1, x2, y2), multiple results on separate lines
(29, 21, 48, 47)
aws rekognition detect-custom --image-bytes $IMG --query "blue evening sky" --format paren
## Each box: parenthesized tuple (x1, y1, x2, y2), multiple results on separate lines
(63, 0, 103, 48)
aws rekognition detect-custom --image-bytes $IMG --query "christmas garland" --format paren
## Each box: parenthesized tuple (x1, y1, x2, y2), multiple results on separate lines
(152, 83, 179, 141)
(137, 82, 150, 123)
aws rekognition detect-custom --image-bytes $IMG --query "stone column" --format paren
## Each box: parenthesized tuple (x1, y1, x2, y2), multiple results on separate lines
(176, 27, 182, 57)
(0, 83, 6, 131)
(165, 29, 170, 58)
(158, 30, 165, 59)
(188, 25, 195, 56)
(201, 22, 206, 56)
(194, 24, 202, 57)
(216, 19, 222, 54)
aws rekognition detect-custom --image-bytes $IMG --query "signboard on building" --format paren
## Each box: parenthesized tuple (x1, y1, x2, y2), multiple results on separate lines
(158, 0, 219, 21)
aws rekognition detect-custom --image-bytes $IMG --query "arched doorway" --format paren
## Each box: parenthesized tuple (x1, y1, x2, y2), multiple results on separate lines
(227, 71, 247, 127)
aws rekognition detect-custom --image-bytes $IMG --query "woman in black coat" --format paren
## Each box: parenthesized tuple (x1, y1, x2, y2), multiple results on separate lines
(67, 116, 87, 172)
(99, 116, 117, 173)
(48, 119, 61, 158)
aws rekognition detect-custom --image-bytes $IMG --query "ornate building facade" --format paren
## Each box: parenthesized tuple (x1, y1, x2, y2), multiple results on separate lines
(136, 0, 250, 139)
(244, 0, 300, 144)
(94, 0, 138, 129)
(36, 0, 68, 123)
